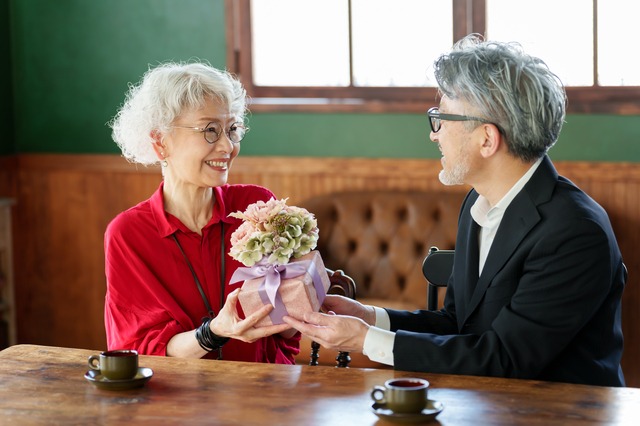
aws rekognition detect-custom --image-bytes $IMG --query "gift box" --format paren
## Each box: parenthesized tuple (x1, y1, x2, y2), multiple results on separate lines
(234, 250, 330, 327)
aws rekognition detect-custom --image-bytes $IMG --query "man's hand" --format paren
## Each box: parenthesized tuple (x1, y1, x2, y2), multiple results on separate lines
(283, 312, 370, 353)
(321, 294, 377, 326)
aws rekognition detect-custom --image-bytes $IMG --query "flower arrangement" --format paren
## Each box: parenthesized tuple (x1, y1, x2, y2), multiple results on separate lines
(228, 198, 319, 267)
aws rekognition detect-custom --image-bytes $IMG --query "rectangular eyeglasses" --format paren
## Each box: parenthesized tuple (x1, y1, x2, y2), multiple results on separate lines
(427, 107, 502, 134)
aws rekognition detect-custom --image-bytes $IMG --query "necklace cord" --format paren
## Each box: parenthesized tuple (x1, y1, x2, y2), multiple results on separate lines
(172, 222, 227, 359)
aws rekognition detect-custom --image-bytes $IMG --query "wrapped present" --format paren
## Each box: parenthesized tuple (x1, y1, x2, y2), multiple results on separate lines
(231, 250, 330, 327)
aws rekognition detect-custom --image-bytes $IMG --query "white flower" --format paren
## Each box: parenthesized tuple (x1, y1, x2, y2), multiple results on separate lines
(229, 198, 319, 266)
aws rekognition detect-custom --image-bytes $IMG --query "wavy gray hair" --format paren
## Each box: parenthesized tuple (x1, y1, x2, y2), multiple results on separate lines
(434, 34, 566, 162)
(109, 61, 247, 165)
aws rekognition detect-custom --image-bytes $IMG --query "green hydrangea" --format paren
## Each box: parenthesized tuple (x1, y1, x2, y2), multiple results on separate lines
(229, 198, 319, 266)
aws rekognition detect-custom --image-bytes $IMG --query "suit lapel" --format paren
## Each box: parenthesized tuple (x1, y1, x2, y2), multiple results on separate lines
(451, 190, 481, 330)
(463, 196, 540, 322)
(461, 156, 557, 325)
(457, 218, 480, 330)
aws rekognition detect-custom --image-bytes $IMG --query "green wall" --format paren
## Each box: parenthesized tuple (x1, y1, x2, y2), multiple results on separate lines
(6, 0, 640, 161)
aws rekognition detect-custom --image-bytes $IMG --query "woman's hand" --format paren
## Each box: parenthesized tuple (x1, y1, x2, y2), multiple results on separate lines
(210, 288, 291, 343)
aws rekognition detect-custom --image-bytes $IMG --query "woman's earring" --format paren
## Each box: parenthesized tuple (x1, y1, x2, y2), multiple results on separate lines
(161, 159, 168, 167)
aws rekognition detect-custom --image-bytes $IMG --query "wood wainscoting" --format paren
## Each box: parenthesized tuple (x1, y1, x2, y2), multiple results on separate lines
(1, 154, 639, 386)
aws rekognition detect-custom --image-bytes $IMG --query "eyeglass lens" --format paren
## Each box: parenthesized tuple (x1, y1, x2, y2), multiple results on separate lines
(428, 109, 441, 133)
(203, 122, 246, 144)
(429, 116, 441, 132)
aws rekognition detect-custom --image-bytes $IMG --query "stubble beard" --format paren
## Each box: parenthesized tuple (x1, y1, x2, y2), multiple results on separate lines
(438, 157, 470, 186)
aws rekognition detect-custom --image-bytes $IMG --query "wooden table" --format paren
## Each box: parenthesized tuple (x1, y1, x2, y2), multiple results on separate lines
(1, 345, 639, 425)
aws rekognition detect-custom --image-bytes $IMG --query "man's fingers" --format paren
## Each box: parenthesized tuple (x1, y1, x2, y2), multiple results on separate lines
(282, 315, 307, 329)
(303, 311, 332, 325)
(282, 315, 333, 344)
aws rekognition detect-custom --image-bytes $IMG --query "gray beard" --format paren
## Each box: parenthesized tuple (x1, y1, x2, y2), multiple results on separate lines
(438, 159, 469, 186)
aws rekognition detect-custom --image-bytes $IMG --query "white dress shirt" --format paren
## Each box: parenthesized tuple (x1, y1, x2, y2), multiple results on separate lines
(362, 157, 544, 365)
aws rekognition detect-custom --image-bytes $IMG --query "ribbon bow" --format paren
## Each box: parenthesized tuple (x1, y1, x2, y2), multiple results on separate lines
(230, 256, 326, 323)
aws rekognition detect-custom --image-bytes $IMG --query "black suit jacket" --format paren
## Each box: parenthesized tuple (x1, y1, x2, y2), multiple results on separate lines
(389, 156, 625, 386)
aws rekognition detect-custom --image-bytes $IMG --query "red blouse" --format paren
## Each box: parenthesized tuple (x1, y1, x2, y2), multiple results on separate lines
(104, 182, 300, 363)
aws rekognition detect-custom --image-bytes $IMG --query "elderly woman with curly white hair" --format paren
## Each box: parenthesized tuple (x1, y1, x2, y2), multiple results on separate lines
(105, 61, 299, 362)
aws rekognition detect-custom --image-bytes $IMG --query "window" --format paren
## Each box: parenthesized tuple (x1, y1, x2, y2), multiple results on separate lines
(226, 0, 640, 114)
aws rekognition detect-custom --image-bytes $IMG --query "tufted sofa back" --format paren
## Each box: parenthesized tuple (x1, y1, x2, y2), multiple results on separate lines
(301, 190, 465, 311)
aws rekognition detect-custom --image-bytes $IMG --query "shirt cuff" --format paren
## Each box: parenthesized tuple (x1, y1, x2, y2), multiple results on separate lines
(363, 326, 395, 366)
(374, 306, 391, 330)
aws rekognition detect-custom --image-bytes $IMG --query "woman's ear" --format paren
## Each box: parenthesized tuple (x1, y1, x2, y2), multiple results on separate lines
(150, 130, 166, 161)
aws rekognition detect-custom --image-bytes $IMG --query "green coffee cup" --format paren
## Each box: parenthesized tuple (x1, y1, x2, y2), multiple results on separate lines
(371, 378, 429, 414)
(88, 349, 138, 381)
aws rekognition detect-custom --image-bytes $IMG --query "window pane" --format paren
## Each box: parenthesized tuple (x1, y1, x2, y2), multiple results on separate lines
(487, 0, 593, 86)
(251, 0, 350, 86)
(598, 0, 640, 86)
(351, 0, 452, 87)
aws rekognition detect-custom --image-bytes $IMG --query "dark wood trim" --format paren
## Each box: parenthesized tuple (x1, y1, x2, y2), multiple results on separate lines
(471, 0, 486, 37)
(12, 153, 640, 180)
(235, 0, 255, 93)
(224, 0, 239, 75)
(14, 154, 161, 173)
(245, 85, 640, 115)
(0, 155, 18, 198)
(452, 0, 470, 42)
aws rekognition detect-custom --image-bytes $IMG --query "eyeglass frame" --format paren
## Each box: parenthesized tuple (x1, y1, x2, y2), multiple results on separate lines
(172, 121, 249, 144)
(427, 107, 503, 135)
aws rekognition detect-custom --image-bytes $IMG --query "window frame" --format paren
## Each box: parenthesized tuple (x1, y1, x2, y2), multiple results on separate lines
(226, 0, 640, 114)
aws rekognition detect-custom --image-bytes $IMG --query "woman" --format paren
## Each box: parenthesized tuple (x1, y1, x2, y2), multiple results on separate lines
(105, 61, 299, 363)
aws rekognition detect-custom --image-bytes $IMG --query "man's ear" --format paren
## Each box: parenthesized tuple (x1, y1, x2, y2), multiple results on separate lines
(150, 130, 166, 161)
(479, 123, 502, 158)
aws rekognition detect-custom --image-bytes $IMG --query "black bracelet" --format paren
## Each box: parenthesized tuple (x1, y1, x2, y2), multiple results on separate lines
(195, 317, 230, 352)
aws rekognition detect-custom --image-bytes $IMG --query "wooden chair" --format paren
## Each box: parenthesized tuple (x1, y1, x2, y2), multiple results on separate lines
(298, 190, 461, 368)
(422, 246, 454, 311)
(308, 269, 356, 367)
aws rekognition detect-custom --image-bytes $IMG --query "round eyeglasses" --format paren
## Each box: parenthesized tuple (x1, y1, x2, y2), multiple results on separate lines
(427, 107, 503, 134)
(173, 121, 248, 144)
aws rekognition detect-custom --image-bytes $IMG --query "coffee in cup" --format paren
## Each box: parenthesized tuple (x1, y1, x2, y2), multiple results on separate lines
(88, 349, 138, 381)
(370, 378, 429, 414)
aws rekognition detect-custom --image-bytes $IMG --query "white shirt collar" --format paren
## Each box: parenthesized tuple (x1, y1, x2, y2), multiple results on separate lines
(471, 156, 544, 225)
(470, 157, 544, 274)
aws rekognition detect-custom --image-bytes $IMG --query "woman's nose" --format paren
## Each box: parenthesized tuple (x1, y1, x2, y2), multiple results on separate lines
(215, 133, 235, 153)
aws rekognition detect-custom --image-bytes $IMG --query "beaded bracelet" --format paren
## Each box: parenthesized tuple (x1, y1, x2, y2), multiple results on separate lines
(195, 317, 230, 352)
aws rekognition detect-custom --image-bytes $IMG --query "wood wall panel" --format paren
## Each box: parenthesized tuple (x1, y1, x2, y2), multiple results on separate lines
(3, 154, 639, 387)
(0, 156, 17, 198)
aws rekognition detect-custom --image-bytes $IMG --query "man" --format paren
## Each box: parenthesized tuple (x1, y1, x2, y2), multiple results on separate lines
(283, 34, 625, 387)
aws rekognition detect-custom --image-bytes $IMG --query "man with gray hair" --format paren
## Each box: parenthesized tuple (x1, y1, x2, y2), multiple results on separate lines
(284, 34, 625, 387)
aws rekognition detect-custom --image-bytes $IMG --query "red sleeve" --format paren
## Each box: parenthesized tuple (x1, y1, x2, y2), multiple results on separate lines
(104, 206, 192, 355)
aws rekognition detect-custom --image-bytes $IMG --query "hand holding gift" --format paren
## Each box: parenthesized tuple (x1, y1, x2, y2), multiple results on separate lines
(228, 198, 330, 327)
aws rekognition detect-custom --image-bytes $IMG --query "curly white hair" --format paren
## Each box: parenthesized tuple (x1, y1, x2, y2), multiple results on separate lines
(109, 61, 247, 165)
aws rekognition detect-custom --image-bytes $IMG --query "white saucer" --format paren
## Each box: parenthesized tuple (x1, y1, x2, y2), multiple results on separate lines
(371, 399, 444, 424)
(84, 367, 153, 390)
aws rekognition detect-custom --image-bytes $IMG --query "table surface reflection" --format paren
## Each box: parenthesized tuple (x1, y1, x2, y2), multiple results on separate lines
(1, 344, 639, 425)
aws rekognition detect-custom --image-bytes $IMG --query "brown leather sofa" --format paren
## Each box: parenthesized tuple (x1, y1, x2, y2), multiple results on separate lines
(295, 190, 466, 368)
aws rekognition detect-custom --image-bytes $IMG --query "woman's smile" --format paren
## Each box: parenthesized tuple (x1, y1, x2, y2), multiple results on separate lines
(205, 159, 229, 170)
